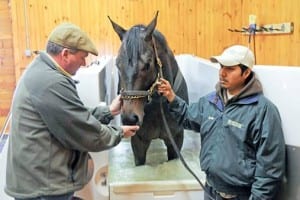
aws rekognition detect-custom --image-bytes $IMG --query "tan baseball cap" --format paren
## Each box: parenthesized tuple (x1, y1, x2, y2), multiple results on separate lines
(48, 23, 98, 56)
(210, 45, 254, 69)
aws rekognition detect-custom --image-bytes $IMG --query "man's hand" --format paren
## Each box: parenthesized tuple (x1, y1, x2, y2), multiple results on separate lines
(156, 78, 176, 102)
(121, 125, 140, 138)
(109, 95, 122, 116)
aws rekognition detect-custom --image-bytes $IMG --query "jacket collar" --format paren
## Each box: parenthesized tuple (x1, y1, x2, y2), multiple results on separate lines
(39, 51, 77, 86)
(39, 51, 72, 77)
(207, 91, 260, 111)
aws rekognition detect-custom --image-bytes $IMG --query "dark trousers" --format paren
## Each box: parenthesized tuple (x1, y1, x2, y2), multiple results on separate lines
(15, 192, 74, 200)
(204, 184, 250, 200)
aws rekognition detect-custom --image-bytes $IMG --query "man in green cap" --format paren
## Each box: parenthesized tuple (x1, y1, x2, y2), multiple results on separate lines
(5, 23, 139, 200)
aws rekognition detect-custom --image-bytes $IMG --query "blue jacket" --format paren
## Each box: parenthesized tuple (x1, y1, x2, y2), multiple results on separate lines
(168, 73, 285, 199)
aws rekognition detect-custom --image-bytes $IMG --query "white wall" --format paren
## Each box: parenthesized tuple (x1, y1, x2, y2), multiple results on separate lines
(253, 66, 300, 146)
(176, 54, 219, 102)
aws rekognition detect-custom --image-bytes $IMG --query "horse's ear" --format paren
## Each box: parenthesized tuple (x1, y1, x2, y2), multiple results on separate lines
(108, 16, 127, 41)
(144, 11, 159, 42)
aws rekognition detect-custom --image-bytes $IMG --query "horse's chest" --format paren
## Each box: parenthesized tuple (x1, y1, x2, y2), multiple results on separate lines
(140, 102, 164, 136)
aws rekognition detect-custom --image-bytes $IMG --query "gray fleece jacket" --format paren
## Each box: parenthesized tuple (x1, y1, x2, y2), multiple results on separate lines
(5, 52, 122, 198)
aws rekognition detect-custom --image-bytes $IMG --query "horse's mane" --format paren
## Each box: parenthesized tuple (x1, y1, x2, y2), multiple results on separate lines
(153, 29, 168, 51)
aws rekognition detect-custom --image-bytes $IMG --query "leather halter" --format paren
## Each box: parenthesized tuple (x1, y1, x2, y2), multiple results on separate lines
(120, 37, 163, 101)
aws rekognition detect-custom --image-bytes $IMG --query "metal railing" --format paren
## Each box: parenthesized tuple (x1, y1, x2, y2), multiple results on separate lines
(0, 110, 11, 153)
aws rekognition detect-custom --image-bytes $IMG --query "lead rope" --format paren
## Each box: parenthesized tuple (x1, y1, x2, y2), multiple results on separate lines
(152, 37, 214, 200)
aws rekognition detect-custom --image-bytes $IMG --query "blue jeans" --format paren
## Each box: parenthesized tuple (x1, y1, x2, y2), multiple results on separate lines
(15, 192, 74, 200)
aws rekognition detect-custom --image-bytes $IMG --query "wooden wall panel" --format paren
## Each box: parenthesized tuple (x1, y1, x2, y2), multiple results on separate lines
(1, 0, 300, 129)
(10, 0, 300, 80)
(241, 0, 300, 65)
(0, 0, 15, 130)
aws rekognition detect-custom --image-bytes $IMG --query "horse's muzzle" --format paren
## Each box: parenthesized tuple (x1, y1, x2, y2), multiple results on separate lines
(121, 113, 141, 126)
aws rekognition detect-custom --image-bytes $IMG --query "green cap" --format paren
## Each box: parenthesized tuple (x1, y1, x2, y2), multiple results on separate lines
(48, 23, 98, 56)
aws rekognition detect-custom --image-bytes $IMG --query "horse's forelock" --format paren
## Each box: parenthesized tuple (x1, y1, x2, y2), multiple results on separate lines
(122, 25, 148, 65)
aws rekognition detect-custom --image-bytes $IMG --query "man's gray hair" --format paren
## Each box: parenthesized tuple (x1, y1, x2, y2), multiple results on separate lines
(46, 41, 64, 55)
(46, 41, 78, 55)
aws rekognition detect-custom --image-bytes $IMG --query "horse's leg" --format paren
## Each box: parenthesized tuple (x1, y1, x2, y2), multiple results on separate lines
(131, 134, 151, 166)
(164, 129, 184, 161)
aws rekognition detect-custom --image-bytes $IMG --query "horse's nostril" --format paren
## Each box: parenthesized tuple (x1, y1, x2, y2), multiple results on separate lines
(132, 115, 139, 124)
(121, 113, 140, 125)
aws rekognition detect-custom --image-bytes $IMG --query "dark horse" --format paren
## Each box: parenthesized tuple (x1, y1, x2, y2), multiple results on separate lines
(108, 12, 189, 166)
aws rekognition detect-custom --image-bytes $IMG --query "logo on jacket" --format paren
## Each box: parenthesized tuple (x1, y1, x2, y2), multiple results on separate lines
(227, 119, 243, 129)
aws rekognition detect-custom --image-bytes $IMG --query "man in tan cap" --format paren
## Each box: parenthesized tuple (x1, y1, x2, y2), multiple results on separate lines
(48, 23, 98, 57)
(47, 22, 99, 75)
(5, 23, 139, 200)
(157, 45, 285, 200)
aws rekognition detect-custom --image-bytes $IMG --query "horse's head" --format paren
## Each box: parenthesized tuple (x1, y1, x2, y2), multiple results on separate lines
(108, 12, 160, 126)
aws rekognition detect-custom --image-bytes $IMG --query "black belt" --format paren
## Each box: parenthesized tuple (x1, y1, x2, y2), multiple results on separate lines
(206, 173, 251, 196)
(206, 181, 238, 199)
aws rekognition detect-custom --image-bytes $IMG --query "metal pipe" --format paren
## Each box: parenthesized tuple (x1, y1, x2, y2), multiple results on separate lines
(0, 109, 11, 140)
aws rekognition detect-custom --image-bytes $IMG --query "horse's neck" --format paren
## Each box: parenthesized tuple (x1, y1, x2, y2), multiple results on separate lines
(162, 52, 179, 83)
(154, 38, 179, 84)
